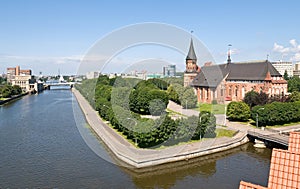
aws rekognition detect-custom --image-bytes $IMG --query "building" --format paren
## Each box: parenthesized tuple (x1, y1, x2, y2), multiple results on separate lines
(271, 61, 293, 77)
(11, 75, 36, 92)
(293, 62, 300, 78)
(239, 132, 300, 189)
(184, 39, 200, 87)
(184, 39, 288, 103)
(86, 71, 99, 79)
(163, 65, 176, 77)
(6, 66, 32, 83)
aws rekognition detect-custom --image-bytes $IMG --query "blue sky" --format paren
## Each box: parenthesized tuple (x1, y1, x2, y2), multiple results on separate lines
(1, 0, 300, 75)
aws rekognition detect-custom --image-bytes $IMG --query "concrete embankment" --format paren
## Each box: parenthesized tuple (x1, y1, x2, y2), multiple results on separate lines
(72, 88, 249, 168)
(0, 93, 28, 105)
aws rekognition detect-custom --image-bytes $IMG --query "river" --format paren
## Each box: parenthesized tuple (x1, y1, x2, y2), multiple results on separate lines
(0, 90, 272, 188)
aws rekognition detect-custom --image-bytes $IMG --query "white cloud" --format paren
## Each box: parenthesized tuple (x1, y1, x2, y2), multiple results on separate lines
(273, 39, 300, 61)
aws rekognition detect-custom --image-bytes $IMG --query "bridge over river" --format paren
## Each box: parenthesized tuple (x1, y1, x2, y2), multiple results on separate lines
(247, 126, 300, 147)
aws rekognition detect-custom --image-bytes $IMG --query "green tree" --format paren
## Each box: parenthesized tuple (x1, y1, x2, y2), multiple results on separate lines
(283, 70, 289, 80)
(288, 91, 300, 102)
(243, 90, 259, 108)
(167, 84, 180, 103)
(227, 101, 251, 121)
(288, 76, 300, 92)
(195, 111, 216, 139)
(180, 87, 197, 109)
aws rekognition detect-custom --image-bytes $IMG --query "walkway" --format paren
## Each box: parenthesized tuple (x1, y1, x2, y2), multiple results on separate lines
(73, 89, 249, 168)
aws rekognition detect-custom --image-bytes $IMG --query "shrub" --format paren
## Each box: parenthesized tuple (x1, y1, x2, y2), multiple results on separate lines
(226, 101, 251, 121)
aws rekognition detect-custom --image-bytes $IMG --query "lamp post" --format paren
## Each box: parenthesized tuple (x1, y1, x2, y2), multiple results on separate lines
(199, 113, 209, 140)
(256, 108, 265, 128)
(127, 118, 138, 146)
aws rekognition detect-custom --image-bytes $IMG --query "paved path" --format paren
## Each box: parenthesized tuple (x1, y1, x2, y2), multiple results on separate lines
(73, 89, 249, 168)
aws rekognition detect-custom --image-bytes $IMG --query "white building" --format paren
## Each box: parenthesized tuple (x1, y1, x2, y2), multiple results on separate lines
(271, 61, 293, 77)
(86, 71, 99, 79)
(293, 62, 300, 78)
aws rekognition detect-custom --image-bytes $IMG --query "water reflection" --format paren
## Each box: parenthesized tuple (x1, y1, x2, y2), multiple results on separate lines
(115, 143, 271, 189)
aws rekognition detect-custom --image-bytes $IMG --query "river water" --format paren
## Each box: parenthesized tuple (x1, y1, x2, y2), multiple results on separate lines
(0, 90, 272, 188)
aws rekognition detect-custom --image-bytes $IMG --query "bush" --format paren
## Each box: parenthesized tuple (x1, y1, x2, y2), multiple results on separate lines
(227, 101, 251, 121)
(251, 101, 300, 126)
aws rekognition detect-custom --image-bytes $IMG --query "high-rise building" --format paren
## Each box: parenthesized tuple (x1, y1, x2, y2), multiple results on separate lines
(271, 61, 293, 77)
(293, 62, 300, 78)
(163, 65, 176, 77)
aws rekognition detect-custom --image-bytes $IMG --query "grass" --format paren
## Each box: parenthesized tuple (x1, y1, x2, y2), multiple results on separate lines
(216, 128, 237, 138)
(193, 103, 226, 114)
(166, 108, 187, 117)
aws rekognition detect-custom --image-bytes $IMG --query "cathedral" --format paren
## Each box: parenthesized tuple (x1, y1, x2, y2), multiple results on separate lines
(183, 39, 288, 104)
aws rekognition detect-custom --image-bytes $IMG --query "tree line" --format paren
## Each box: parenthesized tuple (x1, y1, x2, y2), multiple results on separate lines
(226, 90, 300, 126)
(0, 84, 22, 98)
(76, 76, 216, 148)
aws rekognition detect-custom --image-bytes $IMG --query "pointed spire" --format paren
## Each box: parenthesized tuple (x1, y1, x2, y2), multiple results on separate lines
(186, 38, 197, 61)
(227, 44, 232, 64)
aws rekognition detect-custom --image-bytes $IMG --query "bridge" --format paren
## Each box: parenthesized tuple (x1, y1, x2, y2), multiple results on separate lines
(44, 81, 76, 90)
(247, 128, 289, 147)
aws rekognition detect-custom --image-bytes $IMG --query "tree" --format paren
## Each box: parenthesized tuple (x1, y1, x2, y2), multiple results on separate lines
(288, 76, 300, 92)
(227, 101, 251, 121)
(195, 111, 216, 139)
(283, 70, 289, 80)
(288, 91, 300, 102)
(243, 90, 259, 108)
(180, 87, 197, 109)
(167, 84, 180, 103)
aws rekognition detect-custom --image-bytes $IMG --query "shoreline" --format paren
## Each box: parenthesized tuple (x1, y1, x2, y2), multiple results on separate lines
(72, 88, 249, 168)
(0, 93, 28, 106)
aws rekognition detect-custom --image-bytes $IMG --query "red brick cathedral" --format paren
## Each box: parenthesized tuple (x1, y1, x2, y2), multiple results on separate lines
(183, 39, 288, 104)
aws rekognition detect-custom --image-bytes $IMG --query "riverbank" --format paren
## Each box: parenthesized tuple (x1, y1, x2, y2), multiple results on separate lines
(0, 93, 28, 105)
(72, 88, 249, 168)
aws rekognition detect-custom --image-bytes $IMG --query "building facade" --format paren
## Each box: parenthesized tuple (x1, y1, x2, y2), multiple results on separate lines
(184, 40, 288, 103)
(163, 65, 176, 77)
(293, 62, 300, 78)
(6, 66, 32, 83)
(271, 61, 293, 77)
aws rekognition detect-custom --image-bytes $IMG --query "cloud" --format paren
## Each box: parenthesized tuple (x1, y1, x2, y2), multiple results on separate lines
(273, 39, 300, 61)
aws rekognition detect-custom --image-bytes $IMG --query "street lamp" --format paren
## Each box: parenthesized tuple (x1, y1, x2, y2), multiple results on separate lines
(199, 113, 209, 140)
(127, 118, 138, 146)
(256, 108, 265, 128)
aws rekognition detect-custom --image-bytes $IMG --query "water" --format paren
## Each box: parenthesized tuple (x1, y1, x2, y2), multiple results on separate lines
(0, 90, 272, 188)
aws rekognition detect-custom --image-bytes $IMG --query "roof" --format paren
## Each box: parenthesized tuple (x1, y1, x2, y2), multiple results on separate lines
(186, 39, 197, 60)
(191, 61, 283, 87)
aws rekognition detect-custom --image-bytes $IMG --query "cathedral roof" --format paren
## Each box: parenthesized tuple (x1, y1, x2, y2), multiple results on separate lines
(191, 61, 283, 87)
(186, 39, 197, 60)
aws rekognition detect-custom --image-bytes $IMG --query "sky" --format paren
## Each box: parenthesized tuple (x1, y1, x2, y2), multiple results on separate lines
(1, 0, 300, 75)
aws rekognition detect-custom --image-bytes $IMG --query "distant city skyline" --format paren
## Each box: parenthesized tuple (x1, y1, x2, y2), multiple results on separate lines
(1, 0, 300, 75)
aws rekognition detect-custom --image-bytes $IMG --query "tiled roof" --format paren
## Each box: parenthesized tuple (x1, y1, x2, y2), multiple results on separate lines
(268, 148, 300, 189)
(239, 132, 300, 189)
(288, 132, 300, 153)
(191, 61, 282, 87)
(239, 181, 267, 189)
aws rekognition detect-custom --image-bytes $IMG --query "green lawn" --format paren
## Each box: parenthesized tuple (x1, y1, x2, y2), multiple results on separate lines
(216, 128, 237, 137)
(193, 103, 226, 114)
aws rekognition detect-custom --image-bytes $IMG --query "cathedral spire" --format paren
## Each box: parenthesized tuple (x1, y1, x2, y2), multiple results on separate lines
(186, 38, 197, 61)
(227, 44, 232, 64)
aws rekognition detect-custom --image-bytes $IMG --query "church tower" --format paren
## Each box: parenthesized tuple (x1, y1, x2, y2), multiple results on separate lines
(184, 38, 199, 87)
